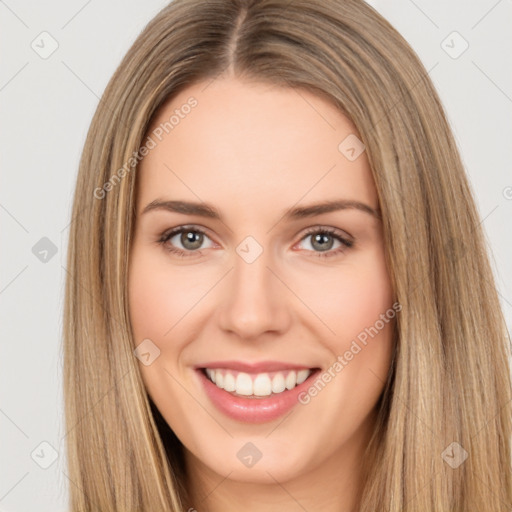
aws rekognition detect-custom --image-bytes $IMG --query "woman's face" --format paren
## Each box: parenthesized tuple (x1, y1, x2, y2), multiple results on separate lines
(129, 76, 395, 488)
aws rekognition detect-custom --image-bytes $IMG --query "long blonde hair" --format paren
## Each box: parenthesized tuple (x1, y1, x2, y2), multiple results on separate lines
(63, 0, 512, 509)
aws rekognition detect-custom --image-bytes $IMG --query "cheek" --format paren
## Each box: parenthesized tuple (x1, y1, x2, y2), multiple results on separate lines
(129, 263, 172, 345)
(128, 249, 201, 430)
(291, 257, 394, 447)
(128, 247, 202, 346)
(296, 250, 393, 344)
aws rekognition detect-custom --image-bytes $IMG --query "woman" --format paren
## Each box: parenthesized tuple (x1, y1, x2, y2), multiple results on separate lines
(63, 0, 512, 510)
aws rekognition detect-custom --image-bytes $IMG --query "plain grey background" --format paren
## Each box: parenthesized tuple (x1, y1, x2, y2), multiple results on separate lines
(1, 1, 511, 510)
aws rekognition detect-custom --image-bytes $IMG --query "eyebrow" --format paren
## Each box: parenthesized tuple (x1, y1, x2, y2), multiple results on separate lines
(141, 198, 381, 221)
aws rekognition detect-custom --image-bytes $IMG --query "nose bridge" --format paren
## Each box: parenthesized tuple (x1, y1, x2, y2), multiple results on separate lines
(217, 237, 290, 338)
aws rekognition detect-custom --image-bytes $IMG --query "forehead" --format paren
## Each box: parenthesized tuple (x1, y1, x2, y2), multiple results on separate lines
(136, 77, 377, 217)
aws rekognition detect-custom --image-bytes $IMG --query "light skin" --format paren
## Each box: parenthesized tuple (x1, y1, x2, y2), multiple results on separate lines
(128, 76, 395, 512)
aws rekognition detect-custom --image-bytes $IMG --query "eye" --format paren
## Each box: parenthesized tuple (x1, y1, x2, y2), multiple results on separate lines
(158, 225, 354, 259)
(296, 227, 353, 258)
(158, 225, 215, 258)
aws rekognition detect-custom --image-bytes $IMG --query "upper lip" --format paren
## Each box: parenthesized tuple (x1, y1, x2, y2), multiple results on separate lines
(196, 360, 316, 373)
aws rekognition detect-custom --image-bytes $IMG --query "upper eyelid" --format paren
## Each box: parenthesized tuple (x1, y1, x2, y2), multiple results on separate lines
(301, 225, 353, 241)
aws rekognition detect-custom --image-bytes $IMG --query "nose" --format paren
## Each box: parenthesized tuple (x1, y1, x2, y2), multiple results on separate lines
(217, 246, 292, 340)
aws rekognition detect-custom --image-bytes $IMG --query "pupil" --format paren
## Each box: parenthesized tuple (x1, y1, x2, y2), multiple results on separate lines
(182, 231, 202, 250)
(313, 233, 332, 251)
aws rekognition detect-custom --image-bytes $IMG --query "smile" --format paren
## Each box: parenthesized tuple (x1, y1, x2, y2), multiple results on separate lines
(196, 362, 321, 423)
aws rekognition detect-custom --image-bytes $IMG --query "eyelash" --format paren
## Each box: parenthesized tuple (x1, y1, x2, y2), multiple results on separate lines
(157, 225, 354, 259)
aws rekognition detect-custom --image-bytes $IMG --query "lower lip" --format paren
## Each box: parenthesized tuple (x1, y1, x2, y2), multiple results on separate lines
(197, 368, 320, 423)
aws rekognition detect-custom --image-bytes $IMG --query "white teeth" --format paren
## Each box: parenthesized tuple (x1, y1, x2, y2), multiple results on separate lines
(223, 372, 236, 392)
(215, 371, 224, 388)
(296, 369, 310, 385)
(285, 371, 297, 390)
(253, 373, 272, 396)
(271, 373, 286, 393)
(205, 368, 313, 396)
(235, 372, 253, 395)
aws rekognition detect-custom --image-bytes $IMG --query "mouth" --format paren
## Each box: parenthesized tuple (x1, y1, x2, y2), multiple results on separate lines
(195, 362, 321, 423)
(201, 367, 315, 398)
